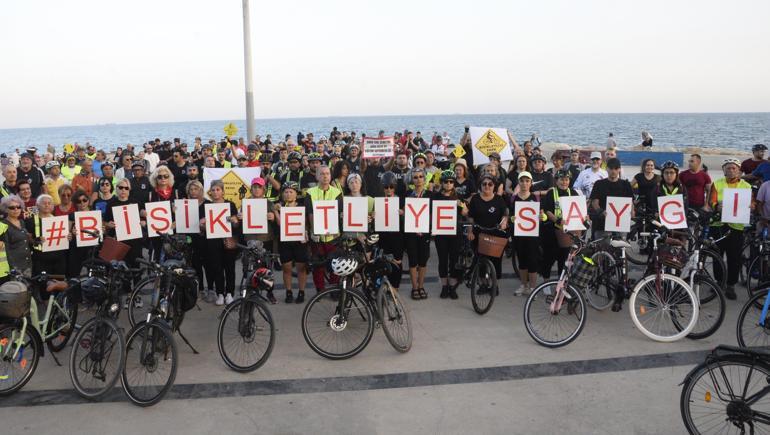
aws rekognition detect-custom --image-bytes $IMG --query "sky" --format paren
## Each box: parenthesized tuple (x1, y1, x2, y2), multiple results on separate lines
(1, 0, 769, 129)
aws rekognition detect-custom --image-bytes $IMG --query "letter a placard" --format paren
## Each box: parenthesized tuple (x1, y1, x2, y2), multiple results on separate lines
(722, 188, 751, 225)
(559, 196, 588, 231)
(657, 194, 688, 229)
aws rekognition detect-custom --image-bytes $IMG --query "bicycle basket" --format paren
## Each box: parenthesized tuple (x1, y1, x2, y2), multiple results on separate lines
(659, 244, 687, 270)
(570, 254, 596, 289)
(0, 281, 30, 319)
(478, 233, 507, 258)
(98, 237, 131, 262)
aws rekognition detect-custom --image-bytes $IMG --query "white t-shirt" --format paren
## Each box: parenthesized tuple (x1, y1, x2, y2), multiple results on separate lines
(574, 168, 608, 197)
(606, 137, 618, 149)
(144, 152, 160, 174)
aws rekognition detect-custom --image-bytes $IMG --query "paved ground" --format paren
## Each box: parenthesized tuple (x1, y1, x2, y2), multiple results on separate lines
(0, 248, 751, 434)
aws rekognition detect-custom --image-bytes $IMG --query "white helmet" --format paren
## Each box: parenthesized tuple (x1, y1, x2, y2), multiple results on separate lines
(722, 157, 741, 168)
(331, 256, 359, 276)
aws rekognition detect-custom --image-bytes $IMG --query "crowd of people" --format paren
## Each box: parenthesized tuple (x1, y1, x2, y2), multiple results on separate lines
(0, 128, 766, 310)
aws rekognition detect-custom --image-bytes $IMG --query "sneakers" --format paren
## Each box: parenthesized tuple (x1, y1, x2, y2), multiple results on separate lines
(225, 293, 234, 305)
(449, 286, 458, 300)
(205, 289, 217, 303)
(295, 291, 305, 304)
(215, 294, 225, 306)
(440, 285, 450, 299)
(725, 286, 737, 300)
(513, 285, 528, 296)
(285, 290, 294, 304)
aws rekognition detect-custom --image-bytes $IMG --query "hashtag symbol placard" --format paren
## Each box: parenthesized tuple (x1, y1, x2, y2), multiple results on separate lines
(41, 216, 70, 252)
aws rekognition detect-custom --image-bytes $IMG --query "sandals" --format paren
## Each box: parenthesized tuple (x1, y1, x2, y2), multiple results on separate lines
(419, 288, 428, 299)
(411, 289, 421, 300)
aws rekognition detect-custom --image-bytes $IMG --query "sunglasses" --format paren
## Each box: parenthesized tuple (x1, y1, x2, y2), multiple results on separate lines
(443, 180, 455, 184)
(383, 185, 395, 189)
(482, 182, 495, 187)
(100, 182, 112, 186)
(157, 174, 169, 179)
(412, 175, 424, 179)
(117, 186, 130, 191)
(6, 205, 21, 210)
(77, 198, 89, 203)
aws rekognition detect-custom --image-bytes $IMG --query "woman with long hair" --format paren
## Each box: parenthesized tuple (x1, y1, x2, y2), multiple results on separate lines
(199, 180, 240, 306)
(147, 165, 179, 262)
(453, 159, 476, 201)
(331, 160, 351, 193)
(66, 190, 93, 278)
(54, 184, 75, 216)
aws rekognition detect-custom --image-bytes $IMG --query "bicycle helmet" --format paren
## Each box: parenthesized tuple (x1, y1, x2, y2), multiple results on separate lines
(330, 256, 359, 276)
(412, 153, 427, 163)
(380, 171, 398, 188)
(258, 152, 272, 162)
(439, 169, 456, 183)
(45, 160, 61, 170)
(308, 152, 322, 162)
(753, 144, 768, 152)
(287, 151, 302, 162)
(554, 169, 571, 179)
(660, 161, 679, 172)
(722, 157, 741, 168)
(365, 233, 380, 245)
(282, 181, 300, 193)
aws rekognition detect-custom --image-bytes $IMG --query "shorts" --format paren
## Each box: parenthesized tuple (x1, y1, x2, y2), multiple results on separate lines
(279, 241, 309, 264)
(405, 234, 431, 268)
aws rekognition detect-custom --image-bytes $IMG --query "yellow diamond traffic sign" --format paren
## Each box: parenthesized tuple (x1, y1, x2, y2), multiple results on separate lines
(473, 129, 507, 156)
(223, 122, 238, 137)
(453, 145, 466, 158)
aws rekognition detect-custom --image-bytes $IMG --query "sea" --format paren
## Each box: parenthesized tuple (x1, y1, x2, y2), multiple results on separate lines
(0, 113, 768, 155)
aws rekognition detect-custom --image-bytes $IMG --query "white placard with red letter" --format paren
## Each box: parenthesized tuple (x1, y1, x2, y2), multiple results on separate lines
(431, 201, 457, 235)
(74, 210, 102, 247)
(559, 196, 588, 231)
(514, 201, 540, 237)
(41, 215, 69, 252)
(113, 203, 143, 241)
(280, 206, 305, 242)
(312, 200, 339, 236)
(241, 198, 268, 234)
(722, 188, 752, 225)
(343, 197, 368, 232)
(657, 194, 688, 229)
(174, 199, 200, 234)
(204, 202, 232, 239)
(404, 197, 430, 233)
(374, 197, 400, 232)
(145, 201, 173, 237)
(605, 196, 633, 232)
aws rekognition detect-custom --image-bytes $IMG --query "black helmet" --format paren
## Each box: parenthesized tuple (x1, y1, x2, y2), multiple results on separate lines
(380, 171, 398, 188)
(282, 181, 300, 193)
(287, 151, 302, 162)
(555, 169, 571, 179)
(439, 169, 456, 183)
(308, 152, 323, 162)
(753, 144, 768, 152)
(258, 152, 272, 162)
(660, 160, 679, 172)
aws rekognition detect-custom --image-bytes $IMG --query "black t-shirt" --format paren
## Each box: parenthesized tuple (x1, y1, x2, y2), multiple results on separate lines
(468, 194, 507, 229)
(590, 178, 634, 228)
(169, 162, 188, 190)
(300, 173, 318, 191)
(633, 173, 660, 204)
(455, 178, 476, 201)
(531, 170, 553, 193)
(363, 164, 385, 197)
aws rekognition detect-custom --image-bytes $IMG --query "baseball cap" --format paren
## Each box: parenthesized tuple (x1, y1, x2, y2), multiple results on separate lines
(517, 171, 532, 180)
(590, 151, 602, 160)
(251, 177, 266, 187)
(606, 157, 621, 169)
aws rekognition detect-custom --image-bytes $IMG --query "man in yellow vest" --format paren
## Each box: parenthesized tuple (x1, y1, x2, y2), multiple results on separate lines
(305, 165, 342, 293)
(709, 157, 753, 300)
(61, 155, 81, 181)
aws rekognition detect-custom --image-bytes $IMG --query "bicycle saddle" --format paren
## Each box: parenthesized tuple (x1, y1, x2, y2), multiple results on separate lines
(610, 239, 632, 249)
(46, 280, 69, 293)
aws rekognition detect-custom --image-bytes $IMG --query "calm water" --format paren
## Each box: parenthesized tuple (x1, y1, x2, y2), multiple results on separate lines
(0, 113, 768, 154)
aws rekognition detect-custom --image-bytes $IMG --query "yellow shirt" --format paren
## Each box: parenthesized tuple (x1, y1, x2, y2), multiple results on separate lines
(45, 176, 67, 205)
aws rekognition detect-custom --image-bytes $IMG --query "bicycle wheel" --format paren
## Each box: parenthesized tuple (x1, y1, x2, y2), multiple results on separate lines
(217, 297, 275, 372)
(121, 321, 177, 407)
(629, 273, 698, 342)
(747, 253, 770, 297)
(700, 249, 727, 291)
(69, 317, 125, 400)
(737, 290, 770, 348)
(0, 323, 41, 396)
(626, 228, 651, 266)
(301, 287, 374, 360)
(46, 292, 79, 353)
(685, 274, 725, 340)
(470, 257, 497, 315)
(586, 249, 618, 311)
(524, 280, 587, 348)
(377, 280, 412, 353)
(680, 355, 770, 434)
(127, 277, 160, 328)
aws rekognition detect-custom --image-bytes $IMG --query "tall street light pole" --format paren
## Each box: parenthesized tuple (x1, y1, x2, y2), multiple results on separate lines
(242, 0, 256, 143)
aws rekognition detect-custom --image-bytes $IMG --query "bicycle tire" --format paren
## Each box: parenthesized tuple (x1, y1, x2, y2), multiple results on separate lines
(736, 289, 770, 348)
(680, 355, 770, 434)
(301, 287, 374, 360)
(121, 320, 177, 407)
(747, 252, 770, 298)
(586, 249, 618, 311)
(46, 292, 78, 353)
(699, 248, 727, 291)
(685, 274, 725, 340)
(0, 323, 42, 396)
(470, 257, 497, 315)
(69, 316, 126, 400)
(523, 280, 587, 348)
(217, 297, 275, 372)
(629, 273, 698, 342)
(127, 276, 160, 328)
(376, 280, 412, 353)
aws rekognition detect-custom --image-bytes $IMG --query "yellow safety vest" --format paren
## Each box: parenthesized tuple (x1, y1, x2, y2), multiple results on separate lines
(0, 222, 10, 277)
(61, 165, 81, 181)
(307, 185, 342, 242)
(662, 185, 679, 196)
(86, 152, 97, 160)
(32, 215, 41, 251)
(712, 177, 751, 231)
(550, 188, 571, 228)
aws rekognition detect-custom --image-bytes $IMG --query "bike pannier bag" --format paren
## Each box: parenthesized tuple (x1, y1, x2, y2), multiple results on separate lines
(0, 281, 30, 319)
(570, 254, 596, 289)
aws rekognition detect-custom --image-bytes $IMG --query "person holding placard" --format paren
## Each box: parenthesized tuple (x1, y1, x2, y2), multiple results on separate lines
(274, 182, 308, 304)
(0, 195, 32, 277)
(66, 190, 94, 278)
(306, 165, 342, 294)
(376, 172, 405, 294)
(27, 194, 65, 276)
(652, 161, 688, 212)
(186, 180, 211, 303)
(104, 179, 144, 306)
(510, 171, 541, 296)
(146, 165, 180, 262)
(344, 173, 374, 237)
(199, 180, 240, 306)
(405, 168, 432, 300)
(589, 158, 634, 240)
(708, 158, 753, 299)
(433, 170, 467, 300)
(541, 170, 580, 279)
(467, 174, 509, 281)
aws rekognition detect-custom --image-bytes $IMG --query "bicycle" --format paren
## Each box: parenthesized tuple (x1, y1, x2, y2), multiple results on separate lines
(448, 224, 502, 315)
(301, 234, 413, 359)
(68, 259, 132, 400)
(680, 345, 770, 434)
(0, 271, 79, 396)
(736, 281, 770, 348)
(217, 240, 277, 372)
